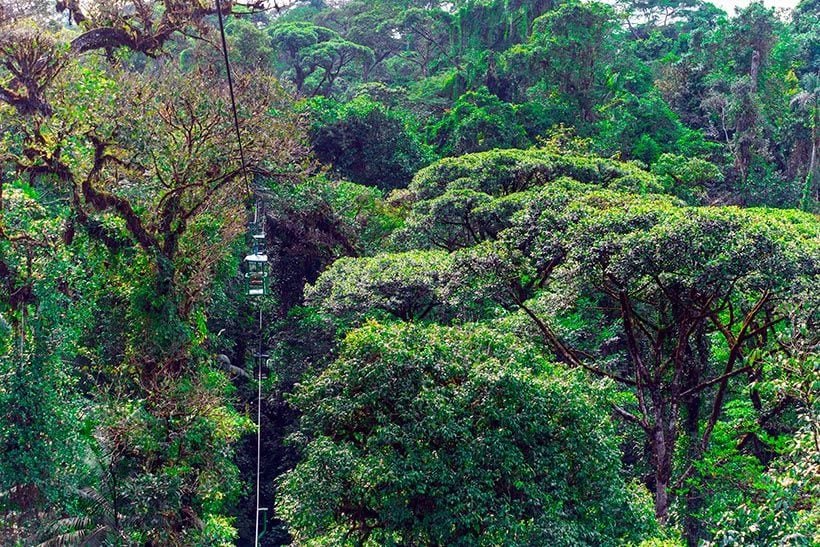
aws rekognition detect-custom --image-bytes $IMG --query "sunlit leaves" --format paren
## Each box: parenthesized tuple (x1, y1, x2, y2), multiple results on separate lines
(278, 322, 657, 545)
(307, 250, 454, 322)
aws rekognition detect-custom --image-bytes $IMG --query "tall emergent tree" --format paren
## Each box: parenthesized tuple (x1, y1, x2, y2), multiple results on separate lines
(305, 148, 819, 540)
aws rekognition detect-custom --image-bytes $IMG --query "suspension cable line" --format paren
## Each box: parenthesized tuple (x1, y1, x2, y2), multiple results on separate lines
(213, 1, 267, 545)
(256, 307, 264, 545)
(214, 0, 252, 197)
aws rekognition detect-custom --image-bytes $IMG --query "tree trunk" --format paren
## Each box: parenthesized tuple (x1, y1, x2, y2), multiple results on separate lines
(652, 420, 672, 522)
(295, 65, 306, 95)
(749, 50, 761, 92)
(811, 122, 817, 196)
(683, 395, 703, 546)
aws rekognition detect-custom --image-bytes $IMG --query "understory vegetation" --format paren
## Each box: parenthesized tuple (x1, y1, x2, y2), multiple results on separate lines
(1, 0, 818, 545)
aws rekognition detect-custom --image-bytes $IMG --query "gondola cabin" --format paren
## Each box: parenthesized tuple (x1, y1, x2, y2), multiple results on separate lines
(252, 233, 265, 253)
(244, 253, 269, 296)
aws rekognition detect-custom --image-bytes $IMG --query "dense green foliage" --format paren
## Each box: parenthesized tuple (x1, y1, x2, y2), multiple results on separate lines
(1, 0, 818, 546)
(254, 0, 819, 212)
(301, 96, 431, 190)
(304, 150, 819, 544)
(278, 322, 657, 545)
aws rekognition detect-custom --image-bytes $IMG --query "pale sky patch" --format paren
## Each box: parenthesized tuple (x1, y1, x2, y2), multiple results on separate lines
(707, 0, 800, 13)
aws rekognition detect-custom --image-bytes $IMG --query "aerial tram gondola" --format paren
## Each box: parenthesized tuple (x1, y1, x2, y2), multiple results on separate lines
(214, 0, 271, 542)
(244, 234, 268, 297)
